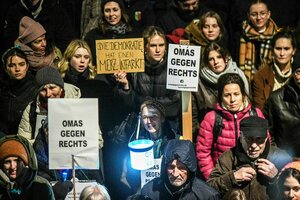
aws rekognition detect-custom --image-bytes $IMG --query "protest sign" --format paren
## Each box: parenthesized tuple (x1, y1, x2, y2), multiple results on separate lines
(167, 44, 200, 92)
(96, 38, 144, 74)
(140, 158, 162, 188)
(48, 98, 99, 169)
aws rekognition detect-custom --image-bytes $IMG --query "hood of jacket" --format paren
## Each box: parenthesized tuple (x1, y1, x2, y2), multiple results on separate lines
(161, 139, 197, 176)
(0, 135, 38, 192)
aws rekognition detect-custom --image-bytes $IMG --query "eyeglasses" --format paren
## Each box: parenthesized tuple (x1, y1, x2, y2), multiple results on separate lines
(249, 11, 268, 18)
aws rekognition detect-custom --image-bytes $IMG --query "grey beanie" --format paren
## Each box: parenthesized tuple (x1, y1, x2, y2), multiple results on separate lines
(35, 67, 64, 88)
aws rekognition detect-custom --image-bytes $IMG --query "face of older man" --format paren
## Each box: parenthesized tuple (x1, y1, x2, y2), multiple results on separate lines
(167, 159, 188, 187)
(241, 135, 268, 159)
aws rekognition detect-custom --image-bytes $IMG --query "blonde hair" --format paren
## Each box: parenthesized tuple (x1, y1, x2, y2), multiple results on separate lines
(79, 183, 110, 200)
(58, 39, 96, 79)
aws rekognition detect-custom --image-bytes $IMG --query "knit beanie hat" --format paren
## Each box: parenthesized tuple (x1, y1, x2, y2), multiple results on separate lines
(35, 66, 64, 88)
(18, 16, 46, 44)
(292, 52, 300, 73)
(140, 100, 166, 118)
(0, 140, 29, 165)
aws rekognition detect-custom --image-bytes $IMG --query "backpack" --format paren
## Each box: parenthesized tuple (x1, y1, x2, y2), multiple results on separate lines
(212, 106, 257, 147)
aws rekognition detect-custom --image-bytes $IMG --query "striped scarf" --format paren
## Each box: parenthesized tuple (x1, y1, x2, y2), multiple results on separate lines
(239, 19, 280, 82)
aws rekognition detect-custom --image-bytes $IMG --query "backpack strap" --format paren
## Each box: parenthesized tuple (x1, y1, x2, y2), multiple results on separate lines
(249, 106, 257, 116)
(212, 111, 224, 148)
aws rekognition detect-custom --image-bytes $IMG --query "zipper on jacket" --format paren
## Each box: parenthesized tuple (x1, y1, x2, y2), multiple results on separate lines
(234, 113, 238, 145)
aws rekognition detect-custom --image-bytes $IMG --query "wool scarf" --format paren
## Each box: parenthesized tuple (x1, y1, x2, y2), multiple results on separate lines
(15, 40, 58, 71)
(239, 18, 280, 82)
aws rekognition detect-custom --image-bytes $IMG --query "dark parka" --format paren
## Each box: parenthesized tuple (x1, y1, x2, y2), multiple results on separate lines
(263, 79, 300, 157)
(141, 139, 220, 200)
(0, 135, 54, 200)
(207, 140, 292, 200)
(252, 62, 275, 110)
(155, 0, 209, 34)
(3, 0, 76, 52)
(0, 74, 38, 135)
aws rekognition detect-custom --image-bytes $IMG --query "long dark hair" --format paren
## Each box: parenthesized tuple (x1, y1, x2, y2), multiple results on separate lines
(99, 0, 132, 34)
(278, 168, 300, 199)
(203, 42, 230, 68)
(217, 73, 247, 104)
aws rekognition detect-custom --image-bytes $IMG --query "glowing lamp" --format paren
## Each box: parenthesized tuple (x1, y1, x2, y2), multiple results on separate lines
(128, 139, 154, 170)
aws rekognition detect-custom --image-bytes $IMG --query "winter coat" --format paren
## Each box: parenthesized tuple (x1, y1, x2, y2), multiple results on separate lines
(192, 59, 249, 136)
(0, 74, 38, 135)
(18, 83, 83, 144)
(118, 58, 181, 120)
(252, 62, 291, 110)
(252, 63, 275, 109)
(123, 0, 155, 35)
(3, 0, 76, 52)
(155, 1, 209, 34)
(141, 139, 220, 200)
(207, 140, 292, 199)
(0, 135, 54, 200)
(263, 79, 300, 157)
(196, 103, 265, 180)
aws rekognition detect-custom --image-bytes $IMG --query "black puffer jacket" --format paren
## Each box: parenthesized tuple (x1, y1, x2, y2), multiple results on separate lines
(0, 74, 38, 135)
(155, 0, 209, 34)
(141, 139, 220, 200)
(264, 79, 300, 157)
(118, 58, 181, 120)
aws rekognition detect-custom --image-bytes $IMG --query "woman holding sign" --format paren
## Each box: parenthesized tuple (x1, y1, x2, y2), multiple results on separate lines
(114, 26, 181, 131)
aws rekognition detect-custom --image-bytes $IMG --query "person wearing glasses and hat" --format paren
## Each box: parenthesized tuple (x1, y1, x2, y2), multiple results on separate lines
(0, 135, 54, 200)
(207, 116, 292, 200)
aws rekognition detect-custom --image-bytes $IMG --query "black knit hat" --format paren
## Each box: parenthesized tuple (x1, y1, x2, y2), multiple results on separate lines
(140, 100, 166, 118)
(292, 52, 300, 73)
(240, 116, 268, 138)
(35, 67, 64, 88)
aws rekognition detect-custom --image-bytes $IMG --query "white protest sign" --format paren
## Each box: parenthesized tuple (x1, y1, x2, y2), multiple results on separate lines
(140, 158, 162, 188)
(167, 44, 200, 92)
(48, 99, 99, 169)
(64, 180, 97, 200)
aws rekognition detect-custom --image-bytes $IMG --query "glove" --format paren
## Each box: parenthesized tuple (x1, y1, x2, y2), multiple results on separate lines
(52, 180, 73, 200)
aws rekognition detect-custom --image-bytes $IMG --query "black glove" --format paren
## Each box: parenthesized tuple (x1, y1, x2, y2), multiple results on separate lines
(52, 180, 73, 200)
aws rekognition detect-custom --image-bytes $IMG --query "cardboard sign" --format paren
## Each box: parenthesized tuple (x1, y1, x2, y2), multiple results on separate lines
(48, 99, 99, 169)
(167, 44, 200, 92)
(95, 38, 145, 74)
(140, 158, 162, 188)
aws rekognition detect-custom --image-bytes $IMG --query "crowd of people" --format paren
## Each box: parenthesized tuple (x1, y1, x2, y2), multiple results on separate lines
(0, 0, 300, 199)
